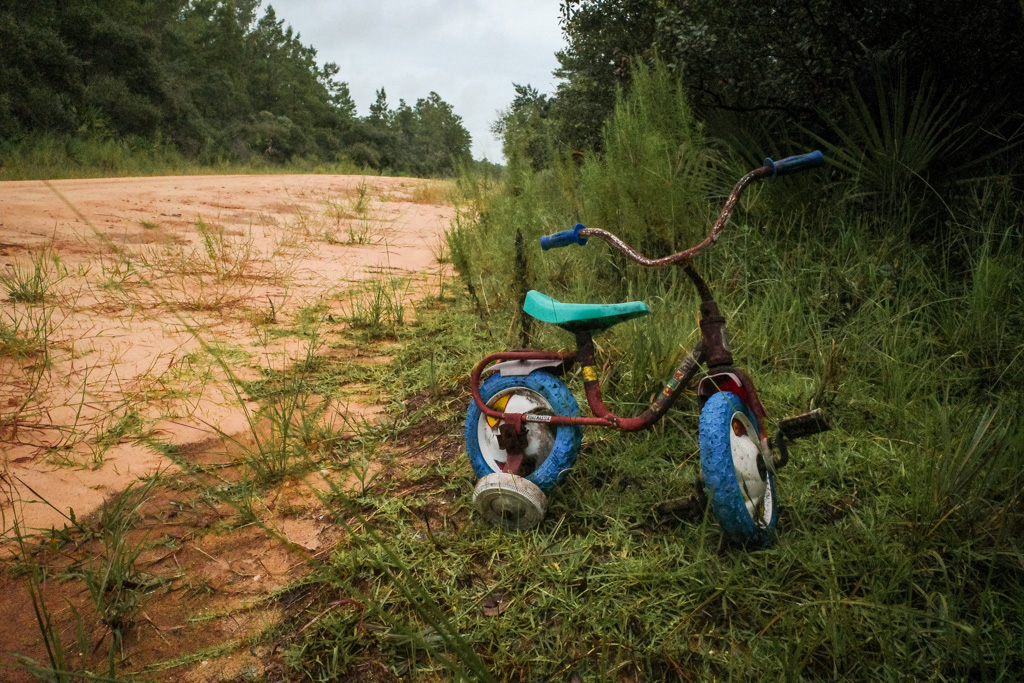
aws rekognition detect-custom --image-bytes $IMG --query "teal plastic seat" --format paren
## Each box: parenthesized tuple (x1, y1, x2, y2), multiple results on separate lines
(524, 290, 651, 333)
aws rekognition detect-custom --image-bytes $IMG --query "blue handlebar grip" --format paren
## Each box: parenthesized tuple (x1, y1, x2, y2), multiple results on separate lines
(540, 223, 589, 250)
(763, 150, 825, 181)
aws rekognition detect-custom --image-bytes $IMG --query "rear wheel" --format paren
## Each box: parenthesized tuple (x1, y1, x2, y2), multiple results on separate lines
(699, 391, 778, 546)
(473, 473, 547, 530)
(465, 371, 582, 493)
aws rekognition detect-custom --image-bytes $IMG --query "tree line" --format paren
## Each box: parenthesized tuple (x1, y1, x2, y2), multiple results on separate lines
(0, 0, 473, 176)
(497, 0, 1024, 193)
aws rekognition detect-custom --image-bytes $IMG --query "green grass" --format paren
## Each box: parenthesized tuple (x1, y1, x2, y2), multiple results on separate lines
(9, 183, 1022, 680)
(0, 306, 52, 359)
(0, 132, 378, 181)
(75, 477, 161, 650)
(340, 272, 411, 341)
(261, 278, 1023, 680)
(8, 476, 161, 681)
(0, 131, 485, 185)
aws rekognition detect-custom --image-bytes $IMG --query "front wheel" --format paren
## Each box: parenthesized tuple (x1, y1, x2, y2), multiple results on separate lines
(465, 371, 583, 493)
(699, 391, 778, 546)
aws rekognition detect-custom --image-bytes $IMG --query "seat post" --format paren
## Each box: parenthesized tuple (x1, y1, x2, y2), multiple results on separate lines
(574, 329, 597, 374)
(574, 329, 616, 421)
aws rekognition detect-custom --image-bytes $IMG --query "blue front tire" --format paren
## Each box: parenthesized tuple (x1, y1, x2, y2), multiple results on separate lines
(465, 372, 582, 492)
(699, 391, 778, 546)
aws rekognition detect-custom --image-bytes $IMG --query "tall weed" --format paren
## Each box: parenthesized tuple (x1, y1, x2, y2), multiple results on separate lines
(578, 60, 712, 259)
(912, 403, 1022, 542)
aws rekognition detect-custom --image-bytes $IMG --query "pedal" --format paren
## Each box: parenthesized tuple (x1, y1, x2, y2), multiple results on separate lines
(655, 495, 704, 522)
(777, 409, 831, 440)
(656, 474, 709, 523)
(772, 409, 831, 469)
(496, 423, 527, 474)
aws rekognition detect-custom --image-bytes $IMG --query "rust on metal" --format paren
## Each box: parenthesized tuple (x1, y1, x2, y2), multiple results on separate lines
(578, 166, 770, 269)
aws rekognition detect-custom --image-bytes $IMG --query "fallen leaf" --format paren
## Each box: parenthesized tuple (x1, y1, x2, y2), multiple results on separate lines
(482, 592, 509, 617)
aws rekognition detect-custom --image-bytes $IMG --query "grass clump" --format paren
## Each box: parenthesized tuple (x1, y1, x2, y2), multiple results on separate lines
(409, 180, 454, 205)
(75, 478, 160, 645)
(341, 274, 411, 340)
(244, 389, 327, 485)
(321, 180, 391, 245)
(9, 476, 162, 681)
(133, 217, 286, 312)
(0, 248, 69, 303)
(0, 307, 51, 359)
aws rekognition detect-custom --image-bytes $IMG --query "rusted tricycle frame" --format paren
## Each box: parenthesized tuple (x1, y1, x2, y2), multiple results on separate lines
(470, 264, 765, 475)
(466, 152, 831, 539)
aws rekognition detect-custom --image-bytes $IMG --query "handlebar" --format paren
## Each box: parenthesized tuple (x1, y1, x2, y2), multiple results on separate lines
(762, 150, 825, 181)
(540, 151, 824, 266)
(540, 223, 589, 250)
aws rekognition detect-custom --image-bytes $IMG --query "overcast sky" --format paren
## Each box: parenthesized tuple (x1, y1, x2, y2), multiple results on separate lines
(266, 1, 566, 161)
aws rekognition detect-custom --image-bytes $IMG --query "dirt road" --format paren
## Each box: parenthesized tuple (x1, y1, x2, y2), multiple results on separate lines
(1, 174, 453, 535)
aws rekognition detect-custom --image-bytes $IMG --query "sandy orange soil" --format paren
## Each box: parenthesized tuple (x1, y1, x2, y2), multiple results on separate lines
(0, 174, 453, 535)
(0, 174, 459, 680)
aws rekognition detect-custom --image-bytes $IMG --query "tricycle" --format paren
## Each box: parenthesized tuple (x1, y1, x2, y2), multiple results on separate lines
(464, 152, 831, 545)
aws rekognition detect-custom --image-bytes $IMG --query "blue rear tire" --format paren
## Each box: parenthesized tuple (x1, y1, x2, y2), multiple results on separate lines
(699, 391, 778, 546)
(465, 372, 582, 492)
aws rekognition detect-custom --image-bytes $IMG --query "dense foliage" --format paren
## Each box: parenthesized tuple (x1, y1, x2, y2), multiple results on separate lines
(0, 0, 473, 175)
(498, 0, 1024, 177)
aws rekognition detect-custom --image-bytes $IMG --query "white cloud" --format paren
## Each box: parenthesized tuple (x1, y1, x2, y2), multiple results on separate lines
(266, 0, 564, 161)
